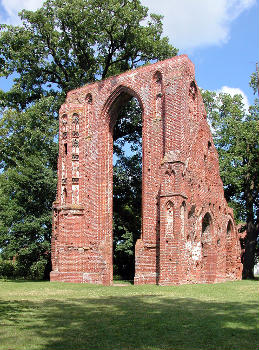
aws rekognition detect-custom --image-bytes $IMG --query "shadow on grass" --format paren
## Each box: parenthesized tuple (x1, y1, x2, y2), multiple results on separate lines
(0, 278, 50, 283)
(0, 293, 258, 350)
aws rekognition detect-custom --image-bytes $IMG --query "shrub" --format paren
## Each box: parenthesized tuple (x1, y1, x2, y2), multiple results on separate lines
(29, 259, 47, 280)
(0, 260, 16, 278)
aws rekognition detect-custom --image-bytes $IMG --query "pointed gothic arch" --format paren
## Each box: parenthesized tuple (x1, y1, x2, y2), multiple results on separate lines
(201, 212, 216, 283)
(50, 55, 242, 285)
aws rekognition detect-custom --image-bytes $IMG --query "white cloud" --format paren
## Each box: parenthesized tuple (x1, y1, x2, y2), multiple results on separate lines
(0, 0, 44, 25)
(218, 86, 250, 111)
(142, 0, 256, 51)
(0, 0, 255, 47)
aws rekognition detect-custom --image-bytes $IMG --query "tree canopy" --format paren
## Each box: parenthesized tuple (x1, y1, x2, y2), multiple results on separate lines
(202, 84, 259, 279)
(0, 0, 177, 109)
(0, 98, 58, 278)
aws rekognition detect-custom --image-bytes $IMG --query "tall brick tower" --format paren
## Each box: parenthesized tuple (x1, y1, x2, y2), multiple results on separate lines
(50, 55, 242, 285)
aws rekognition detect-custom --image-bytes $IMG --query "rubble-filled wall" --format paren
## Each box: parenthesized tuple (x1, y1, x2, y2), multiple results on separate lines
(50, 55, 242, 285)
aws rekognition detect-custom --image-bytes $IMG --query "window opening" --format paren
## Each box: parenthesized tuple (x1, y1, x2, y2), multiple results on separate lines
(112, 96, 142, 282)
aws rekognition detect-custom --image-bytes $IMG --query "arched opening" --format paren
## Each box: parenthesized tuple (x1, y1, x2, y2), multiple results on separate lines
(72, 113, 79, 136)
(61, 187, 67, 205)
(165, 201, 174, 233)
(109, 89, 143, 282)
(181, 201, 186, 237)
(202, 213, 211, 235)
(162, 165, 175, 194)
(226, 219, 234, 277)
(201, 212, 216, 282)
(189, 81, 197, 99)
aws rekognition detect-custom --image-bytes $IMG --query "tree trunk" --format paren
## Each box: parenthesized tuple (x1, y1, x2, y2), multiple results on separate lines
(242, 222, 256, 279)
(242, 177, 257, 279)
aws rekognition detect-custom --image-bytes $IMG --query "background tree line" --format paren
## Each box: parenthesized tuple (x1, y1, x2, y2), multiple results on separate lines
(202, 85, 259, 279)
(0, 0, 258, 280)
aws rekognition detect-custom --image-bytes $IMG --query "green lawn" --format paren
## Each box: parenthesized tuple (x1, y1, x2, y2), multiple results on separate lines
(0, 280, 258, 350)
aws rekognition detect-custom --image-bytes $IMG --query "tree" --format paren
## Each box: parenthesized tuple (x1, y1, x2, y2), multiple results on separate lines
(202, 85, 259, 279)
(0, 0, 177, 110)
(0, 0, 177, 278)
(0, 97, 58, 278)
(113, 97, 142, 279)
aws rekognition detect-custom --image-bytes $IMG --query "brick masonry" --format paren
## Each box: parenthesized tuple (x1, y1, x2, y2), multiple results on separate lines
(50, 55, 243, 285)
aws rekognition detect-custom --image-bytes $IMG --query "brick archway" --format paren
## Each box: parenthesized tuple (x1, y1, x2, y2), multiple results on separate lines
(201, 212, 216, 283)
(101, 85, 143, 281)
(226, 218, 236, 279)
(50, 55, 243, 285)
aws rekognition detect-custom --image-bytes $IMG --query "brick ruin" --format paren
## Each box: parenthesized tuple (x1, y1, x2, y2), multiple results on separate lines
(50, 55, 243, 285)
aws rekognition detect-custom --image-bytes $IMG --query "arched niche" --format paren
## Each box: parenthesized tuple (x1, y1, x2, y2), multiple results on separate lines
(202, 213, 212, 238)
(165, 200, 174, 234)
(61, 186, 67, 205)
(153, 71, 163, 120)
(162, 164, 175, 195)
(72, 113, 80, 135)
(181, 201, 186, 237)
(85, 93, 93, 104)
(189, 81, 197, 100)
(227, 220, 234, 236)
(226, 219, 235, 278)
(153, 70, 162, 83)
(188, 81, 198, 120)
(201, 212, 216, 283)
(61, 114, 68, 133)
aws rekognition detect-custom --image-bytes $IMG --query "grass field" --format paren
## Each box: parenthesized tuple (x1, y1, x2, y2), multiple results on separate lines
(0, 280, 258, 350)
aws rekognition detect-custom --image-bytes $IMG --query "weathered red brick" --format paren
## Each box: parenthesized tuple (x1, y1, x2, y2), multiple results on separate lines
(50, 55, 242, 285)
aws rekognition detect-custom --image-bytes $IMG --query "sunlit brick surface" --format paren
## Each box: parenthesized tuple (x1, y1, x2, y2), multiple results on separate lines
(50, 55, 242, 285)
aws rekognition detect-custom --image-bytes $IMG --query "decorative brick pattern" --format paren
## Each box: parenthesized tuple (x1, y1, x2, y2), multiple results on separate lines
(50, 55, 243, 285)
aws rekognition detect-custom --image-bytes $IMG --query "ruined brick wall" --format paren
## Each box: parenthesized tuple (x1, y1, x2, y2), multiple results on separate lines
(50, 55, 242, 285)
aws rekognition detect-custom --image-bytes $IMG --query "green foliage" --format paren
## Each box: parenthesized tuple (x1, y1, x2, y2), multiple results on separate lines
(0, 0, 177, 279)
(202, 91, 259, 220)
(0, 98, 58, 278)
(0, 0, 177, 109)
(0, 259, 16, 278)
(0, 258, 47, 280)
(29, 259, 48, 280)
(250, 68, 259, 95)
(113, 98, 142, 279)
(202, 86, 259, 278)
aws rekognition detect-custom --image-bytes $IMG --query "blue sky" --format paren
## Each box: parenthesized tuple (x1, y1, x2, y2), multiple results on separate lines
(189, 2, 258, 107)
(0, 0, 258, 107)
(142, 0, 258, 108)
